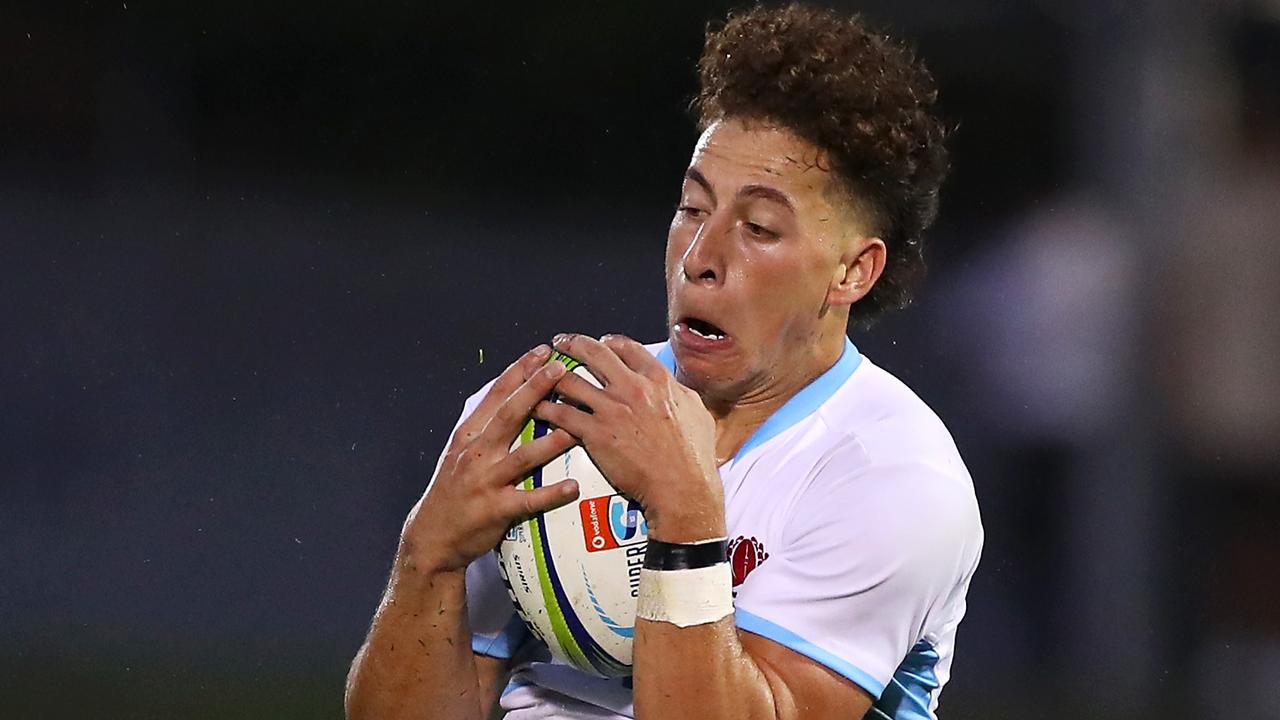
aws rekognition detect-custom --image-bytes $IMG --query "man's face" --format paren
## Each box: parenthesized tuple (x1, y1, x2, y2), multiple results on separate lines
(666, 118, 867, 401)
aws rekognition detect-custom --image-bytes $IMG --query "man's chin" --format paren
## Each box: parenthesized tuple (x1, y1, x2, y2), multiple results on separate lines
(671, 351, 743, 401)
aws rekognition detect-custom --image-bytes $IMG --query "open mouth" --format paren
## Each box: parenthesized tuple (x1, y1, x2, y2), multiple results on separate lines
(685, 317, 727, 340)
(676, 316, 729, 342)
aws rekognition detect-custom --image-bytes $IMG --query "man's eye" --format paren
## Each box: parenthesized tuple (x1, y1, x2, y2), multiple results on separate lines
(678, 206, 707, 219)
(744, 221, 778, 239)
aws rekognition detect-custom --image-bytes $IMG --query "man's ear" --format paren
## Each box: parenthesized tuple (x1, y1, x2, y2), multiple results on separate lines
(826, 237, 886, 307)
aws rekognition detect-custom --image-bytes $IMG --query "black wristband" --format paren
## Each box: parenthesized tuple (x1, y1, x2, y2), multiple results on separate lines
(643, 538, 727, 571)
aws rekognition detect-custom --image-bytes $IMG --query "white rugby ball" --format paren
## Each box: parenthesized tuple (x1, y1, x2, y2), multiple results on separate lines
(496, 351, 647, 677)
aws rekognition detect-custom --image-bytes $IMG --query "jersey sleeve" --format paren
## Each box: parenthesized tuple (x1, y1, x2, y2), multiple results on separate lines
(731, 459, 980, 700)
(466, 551, 531, 659)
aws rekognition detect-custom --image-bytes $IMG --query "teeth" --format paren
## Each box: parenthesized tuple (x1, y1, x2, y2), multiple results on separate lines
(686, 324, 724, 340)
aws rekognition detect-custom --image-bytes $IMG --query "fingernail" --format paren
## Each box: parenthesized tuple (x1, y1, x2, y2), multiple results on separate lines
(599, 333, 613, 342)
(546, 361, 566, 378)
(553, 333, 569, 346)
(532, 344, 551, 359)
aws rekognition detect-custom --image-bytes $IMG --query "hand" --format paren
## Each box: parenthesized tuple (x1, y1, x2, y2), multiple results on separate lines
(399, 345, 582, 574)
(534, 333, 725, 542)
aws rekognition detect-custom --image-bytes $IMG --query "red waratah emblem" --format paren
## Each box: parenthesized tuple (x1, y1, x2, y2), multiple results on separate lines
(728, 536, 769, 587)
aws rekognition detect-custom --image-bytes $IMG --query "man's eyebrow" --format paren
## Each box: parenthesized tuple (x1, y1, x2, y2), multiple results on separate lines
(739, 184, 796, 213)
(685, 170, 796, 213)
(684, 168, 716, 205)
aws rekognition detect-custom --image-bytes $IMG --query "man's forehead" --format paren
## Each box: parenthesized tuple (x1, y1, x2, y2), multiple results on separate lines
(689, 119, 833, 192)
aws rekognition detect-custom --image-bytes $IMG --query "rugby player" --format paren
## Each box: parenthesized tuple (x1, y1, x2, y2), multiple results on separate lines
(347, 4, 981, 719)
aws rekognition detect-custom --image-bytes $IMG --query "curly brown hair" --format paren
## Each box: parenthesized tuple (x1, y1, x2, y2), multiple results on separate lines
(694, 3, 949, 325)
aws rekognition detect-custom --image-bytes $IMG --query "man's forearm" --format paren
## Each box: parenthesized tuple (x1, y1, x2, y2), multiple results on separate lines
(633, 617, 783, 720)
(345, 558, 487, 720)
(631, 494, 783, 720)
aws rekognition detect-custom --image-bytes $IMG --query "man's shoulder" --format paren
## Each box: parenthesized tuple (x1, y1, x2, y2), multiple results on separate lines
(767, 355, 978, 536)
(782, 357, 982, 567)
(728, 352, 977, 534)
(821, 355, 967, 476)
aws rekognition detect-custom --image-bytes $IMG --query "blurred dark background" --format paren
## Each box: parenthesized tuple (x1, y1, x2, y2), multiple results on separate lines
(3, 1, 1278, 718)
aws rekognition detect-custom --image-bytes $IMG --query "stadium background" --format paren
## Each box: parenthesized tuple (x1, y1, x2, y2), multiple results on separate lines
(4, 1, 1278, 718)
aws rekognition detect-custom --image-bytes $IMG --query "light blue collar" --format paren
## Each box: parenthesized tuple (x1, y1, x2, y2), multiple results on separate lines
(655, 337, 861, 464)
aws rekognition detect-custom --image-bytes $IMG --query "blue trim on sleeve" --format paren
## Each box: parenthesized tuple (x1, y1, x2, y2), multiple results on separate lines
(651, 338, 861, 464)
(871, 640, 941, 720)
(471, 614, 530, 659)
(734, 609, 886, 699)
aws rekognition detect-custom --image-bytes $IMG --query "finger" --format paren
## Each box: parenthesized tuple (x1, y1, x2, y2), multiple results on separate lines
(551, 333, 630, 388)
(533, 399, 595, 440)
(494, 427, 578, 483)
(502, 478, 581, 520)
(551, 371, 612, 414)
(461, 345, 552, 435)
(480, 360, 567, 444)
(600, 334, 668, 381)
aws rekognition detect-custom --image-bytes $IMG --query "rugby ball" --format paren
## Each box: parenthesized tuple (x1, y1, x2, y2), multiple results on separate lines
(496, 351, 647, 677)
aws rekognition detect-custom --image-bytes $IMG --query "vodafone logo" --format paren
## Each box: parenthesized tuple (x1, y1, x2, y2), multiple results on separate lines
(579, 495, 648, 553)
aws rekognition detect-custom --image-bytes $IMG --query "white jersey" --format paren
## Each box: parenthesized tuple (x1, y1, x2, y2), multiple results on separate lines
(457, 338, 982, 719)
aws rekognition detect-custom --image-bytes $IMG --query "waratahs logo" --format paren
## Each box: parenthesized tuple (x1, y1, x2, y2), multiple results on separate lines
(728, 536, 769, 590)
(579, 494, 648, 552)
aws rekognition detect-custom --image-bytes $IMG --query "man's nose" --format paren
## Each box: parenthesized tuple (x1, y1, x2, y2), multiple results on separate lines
(681, 212, 729, 286)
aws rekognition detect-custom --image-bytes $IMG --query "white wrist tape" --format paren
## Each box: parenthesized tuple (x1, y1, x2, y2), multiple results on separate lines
(635, 564, 734, 627)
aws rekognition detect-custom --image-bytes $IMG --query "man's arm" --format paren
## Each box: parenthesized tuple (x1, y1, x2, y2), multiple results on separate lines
(474, 653, 510, 716)
(345, 558, 512, 719)
(538, 334, 877, 720)
(346, 346, 580, 720)
(631, 505, 874, 720)
(634, 618, 873, 720)
(345, 563, 496, 720)
(630, 481, 873, 720)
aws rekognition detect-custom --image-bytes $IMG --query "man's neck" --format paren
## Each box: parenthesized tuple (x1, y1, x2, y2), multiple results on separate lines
(711, 398, 783, 466)
(706, 330, 847, 465)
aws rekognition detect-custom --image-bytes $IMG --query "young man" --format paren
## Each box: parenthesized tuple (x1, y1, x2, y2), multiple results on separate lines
(346, 5, 981, 719)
